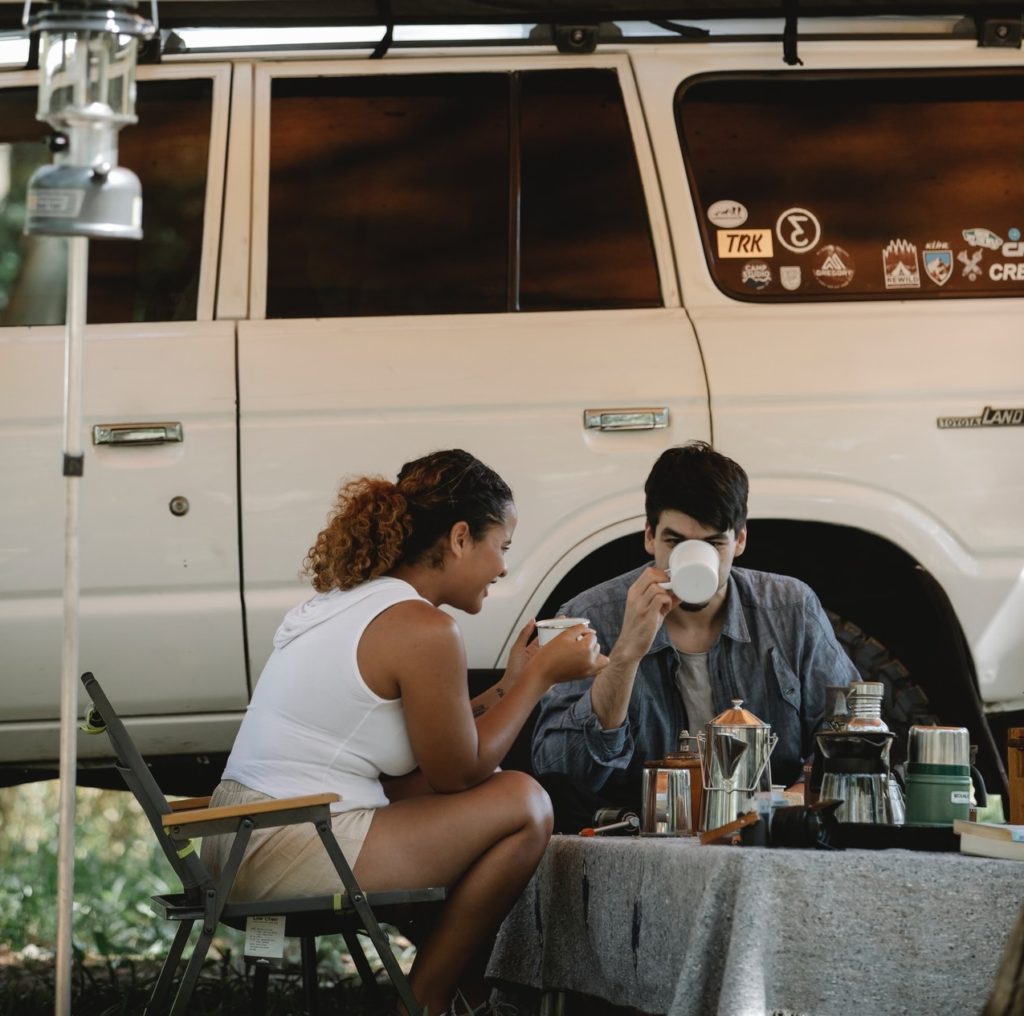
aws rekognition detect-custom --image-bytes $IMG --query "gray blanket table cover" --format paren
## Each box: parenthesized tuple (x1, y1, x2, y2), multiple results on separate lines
(486, 836, 1023, 1016)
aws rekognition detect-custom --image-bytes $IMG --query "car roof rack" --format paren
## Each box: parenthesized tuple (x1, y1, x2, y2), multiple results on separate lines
(0, 0, 1023, 32)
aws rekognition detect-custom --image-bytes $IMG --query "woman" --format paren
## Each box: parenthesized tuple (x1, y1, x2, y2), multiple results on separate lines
(203, 449, 603, 1015)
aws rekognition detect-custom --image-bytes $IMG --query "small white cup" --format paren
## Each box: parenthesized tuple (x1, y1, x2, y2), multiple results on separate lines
(659, 540, 720, 605)
(535, 616, 590, 646)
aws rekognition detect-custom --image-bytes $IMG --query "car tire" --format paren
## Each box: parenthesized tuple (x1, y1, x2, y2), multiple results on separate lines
(828, 610, 936, 758)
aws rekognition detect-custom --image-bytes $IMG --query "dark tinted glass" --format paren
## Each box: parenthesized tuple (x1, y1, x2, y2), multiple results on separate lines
(677, 72, 1024, 302)
(267, 74, 508, 318)
(519, 69, 660, 311)
(0, 78, 212, 326)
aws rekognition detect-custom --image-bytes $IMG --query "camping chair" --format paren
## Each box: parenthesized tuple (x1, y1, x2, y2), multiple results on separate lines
(79, 671, 444, 1016)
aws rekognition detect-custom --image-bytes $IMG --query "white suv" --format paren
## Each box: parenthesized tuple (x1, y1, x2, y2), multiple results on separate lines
(1, 5, 1022, 795)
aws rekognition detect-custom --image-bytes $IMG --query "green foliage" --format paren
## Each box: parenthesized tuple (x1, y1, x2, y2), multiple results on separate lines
(0, 782, 179, 960)
(0, 781, 411, 1013)
(0, 140, 45, 319)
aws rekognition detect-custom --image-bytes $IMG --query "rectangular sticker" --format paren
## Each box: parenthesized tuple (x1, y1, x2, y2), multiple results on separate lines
(717, 229, 774, 259)
(245, 915, 286, 959)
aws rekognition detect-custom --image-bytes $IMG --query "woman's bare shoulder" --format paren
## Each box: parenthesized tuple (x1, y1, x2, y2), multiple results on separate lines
(364, 598, 463, 656)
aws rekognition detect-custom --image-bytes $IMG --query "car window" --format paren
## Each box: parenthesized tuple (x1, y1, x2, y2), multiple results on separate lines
(519, 69, 661, 311)
(265, 68, 661, 318)
(676, 71, 1024, 302)
(0, 77, 212, 326)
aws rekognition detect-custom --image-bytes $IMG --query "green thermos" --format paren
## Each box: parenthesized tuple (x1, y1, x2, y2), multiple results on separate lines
(904, 725, 984, 825)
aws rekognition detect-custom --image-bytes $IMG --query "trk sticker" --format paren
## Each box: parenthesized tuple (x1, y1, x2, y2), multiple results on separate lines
(922, 243, 952, 286)
(958, 249, 984, 281)
(717, 229, 773, 258)
(707, 200, 748, 229)
(962, 227, 1002, 250)
(882, 239, 921, 289)
(741, 261, 772, 290)
(775, 208, 821, 254)
(780, 265, 802, 291)
(812, 245, 855, 289)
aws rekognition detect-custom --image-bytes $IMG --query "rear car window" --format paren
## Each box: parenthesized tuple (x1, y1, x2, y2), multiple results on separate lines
(266, 68, 661, 318)
(0, 78, 212, 326)
(676, 71, 1024, 302)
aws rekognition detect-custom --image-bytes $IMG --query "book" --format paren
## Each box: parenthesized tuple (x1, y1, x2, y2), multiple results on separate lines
(954, 820, 1024, 861)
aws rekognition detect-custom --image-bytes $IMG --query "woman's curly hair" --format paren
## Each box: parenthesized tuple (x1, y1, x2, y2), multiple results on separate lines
(303, 449, 513, 592)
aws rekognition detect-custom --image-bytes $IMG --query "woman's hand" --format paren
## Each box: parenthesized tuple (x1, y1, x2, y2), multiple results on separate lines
(534, 624, 607, 686)
(502, 618, 539, 687)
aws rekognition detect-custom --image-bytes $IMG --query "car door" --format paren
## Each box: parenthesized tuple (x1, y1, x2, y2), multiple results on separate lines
(0, 62, 246, 763)
(237, 53, 710, 675)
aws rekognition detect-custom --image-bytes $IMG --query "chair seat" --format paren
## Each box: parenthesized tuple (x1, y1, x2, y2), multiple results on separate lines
(151, 887, 447, 940)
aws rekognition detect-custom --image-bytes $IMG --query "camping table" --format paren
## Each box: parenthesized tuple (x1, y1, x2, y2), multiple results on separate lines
(486, 835, 1024, 1015)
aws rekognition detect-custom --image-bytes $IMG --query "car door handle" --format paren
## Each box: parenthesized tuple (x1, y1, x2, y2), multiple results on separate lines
(92, 422, 184, 446)
(583, 408, 669, 431)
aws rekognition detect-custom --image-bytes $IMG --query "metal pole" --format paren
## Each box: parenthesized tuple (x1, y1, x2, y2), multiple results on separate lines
(55, 234, 88, 1016)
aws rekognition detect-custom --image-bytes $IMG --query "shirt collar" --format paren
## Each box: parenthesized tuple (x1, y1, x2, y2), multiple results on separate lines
(647, 571, 751, 657)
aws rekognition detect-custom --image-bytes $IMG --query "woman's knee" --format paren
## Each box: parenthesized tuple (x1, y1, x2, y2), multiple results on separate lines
(489, 770, 554, 839)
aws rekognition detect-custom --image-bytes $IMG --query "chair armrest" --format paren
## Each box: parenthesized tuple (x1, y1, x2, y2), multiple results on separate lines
(162, 792, 341, 837)
(169, 795, 212, 812)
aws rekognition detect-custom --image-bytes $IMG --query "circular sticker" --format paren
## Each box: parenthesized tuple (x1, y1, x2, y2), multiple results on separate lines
(812, 245, 855, 289)
(776, 207, 822, 254)
(741, 261, 772, 290)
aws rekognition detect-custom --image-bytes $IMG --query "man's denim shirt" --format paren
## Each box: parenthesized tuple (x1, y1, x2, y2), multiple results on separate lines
(531, 565, 858, 801)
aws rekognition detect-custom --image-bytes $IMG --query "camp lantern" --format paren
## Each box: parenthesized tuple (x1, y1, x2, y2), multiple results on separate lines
(22, 0, 156, 238)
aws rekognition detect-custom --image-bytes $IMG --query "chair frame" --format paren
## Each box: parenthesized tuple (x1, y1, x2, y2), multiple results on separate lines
(80, 671, 442, 1015)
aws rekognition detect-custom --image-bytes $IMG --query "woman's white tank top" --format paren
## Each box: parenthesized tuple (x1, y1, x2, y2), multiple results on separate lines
(223, 577, 427, 812)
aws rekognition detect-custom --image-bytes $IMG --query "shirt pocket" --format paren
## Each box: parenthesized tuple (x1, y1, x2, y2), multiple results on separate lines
(767, 646, 801, 712)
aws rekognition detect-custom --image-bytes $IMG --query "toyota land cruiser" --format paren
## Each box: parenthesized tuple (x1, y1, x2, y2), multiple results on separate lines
(1, 1, 1022, 797)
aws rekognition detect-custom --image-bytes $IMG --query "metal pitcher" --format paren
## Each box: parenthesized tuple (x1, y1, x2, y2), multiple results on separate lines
(641, 760, 693, 836)
(697, 700, 778, 832)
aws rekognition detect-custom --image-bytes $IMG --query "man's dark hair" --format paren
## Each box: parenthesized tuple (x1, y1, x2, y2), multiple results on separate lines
(644, 441, 749, 534)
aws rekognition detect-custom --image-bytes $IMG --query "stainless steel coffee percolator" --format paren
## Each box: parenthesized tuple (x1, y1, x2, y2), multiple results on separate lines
(697, 700, 777, 833)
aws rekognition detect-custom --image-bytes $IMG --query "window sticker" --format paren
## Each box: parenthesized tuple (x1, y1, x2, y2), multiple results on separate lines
(707, 200, 748, 228)
(717, 229, 773, 258)
(958, 249, 984, 281)
(882, 239, 921, 290)
(812, 245, 855, 289)
(780, 265, 802, 291)
(962, 227, 1002, 250)
(741, 262, 772, 289)
(922, 243, 953, 286)
(775, 207, 821, 254)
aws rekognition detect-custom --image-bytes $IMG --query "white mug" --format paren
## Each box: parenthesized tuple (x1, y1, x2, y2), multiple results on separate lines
(535, 616, 590, 646)
(659, 540, 720, 605)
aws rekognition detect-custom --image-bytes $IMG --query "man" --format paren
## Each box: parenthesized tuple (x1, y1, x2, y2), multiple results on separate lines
(531, 441, 858, 830)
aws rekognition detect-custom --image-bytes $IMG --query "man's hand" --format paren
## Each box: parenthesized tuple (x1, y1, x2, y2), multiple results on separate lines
(613, 567, 677, 666)
(590, 568, 675, 731)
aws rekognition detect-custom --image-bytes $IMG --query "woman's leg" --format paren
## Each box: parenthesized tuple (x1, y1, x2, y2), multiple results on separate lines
(353, 769, 553, 1016)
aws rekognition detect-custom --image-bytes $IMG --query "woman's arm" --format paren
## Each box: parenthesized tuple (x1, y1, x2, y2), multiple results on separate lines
(360, 601, 602, 793)
(469, 619, 538, 719)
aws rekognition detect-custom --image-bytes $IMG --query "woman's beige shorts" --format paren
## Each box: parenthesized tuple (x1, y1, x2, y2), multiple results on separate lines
(199, 779, 376, 901)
